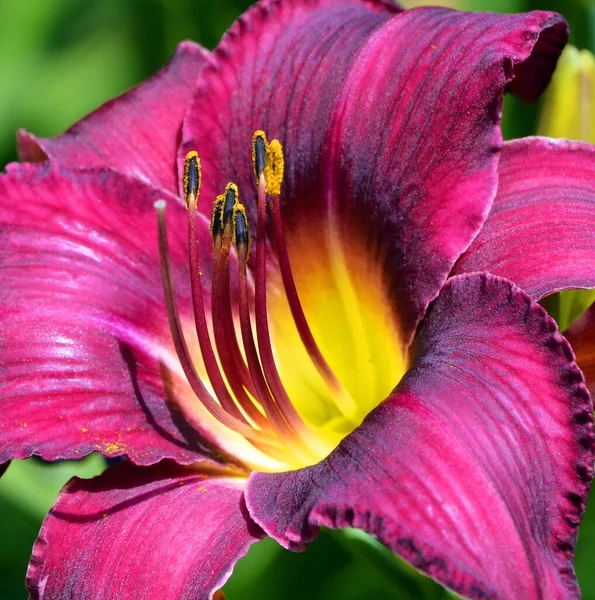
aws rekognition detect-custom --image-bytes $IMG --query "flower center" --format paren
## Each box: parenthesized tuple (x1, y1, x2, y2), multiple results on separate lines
(156, 132, 407, 471)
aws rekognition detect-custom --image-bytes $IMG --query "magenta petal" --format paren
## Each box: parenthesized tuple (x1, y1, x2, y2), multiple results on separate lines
(246, 274, 593, 599)
(18, 41, 209, 196)
(182, 1, 567, 338)
(27, 462, 263, 599)
(0, 162, 225, 466)
(454, 138, 595, 299)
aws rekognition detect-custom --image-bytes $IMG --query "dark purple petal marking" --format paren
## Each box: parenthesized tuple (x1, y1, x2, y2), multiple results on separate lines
(246, 274, 593, 600)
(455, 137, 595, 299)
(181, 0, 567, 340)
(18, 41, 209, 196)
(0, 162, 236, 467)
(26, 462, 263, 600)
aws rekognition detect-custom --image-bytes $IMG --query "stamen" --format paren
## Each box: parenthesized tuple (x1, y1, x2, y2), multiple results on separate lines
(187, 191, 249, 423)
(217, 186, 258, 400)
(210, 193, 266, 426)
(267, 141, 358, 417)
(183, 151, 201, 209)
(154, 200, 273, 444)
(159, 139, 360, 467)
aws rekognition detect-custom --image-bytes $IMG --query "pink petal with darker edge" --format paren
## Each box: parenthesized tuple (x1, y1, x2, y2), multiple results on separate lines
(0, 162, 230, 468)
(246, 274, 593, 600)
(18, 41, 209, 196)
(455, 138, 595, 299)
(181, 0, 567, 340)
(27, 462, 263, 600)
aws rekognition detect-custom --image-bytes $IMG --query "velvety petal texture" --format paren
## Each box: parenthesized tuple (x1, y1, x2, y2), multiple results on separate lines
(565, 303, 595, 393)
(182, 0, 567, 338)
(27, 462, 263, 600)
(18, 42, 209, 195)
(246, 274, 594, 599)
(0, 162, 233, 467)
(455, 137, 595, 299)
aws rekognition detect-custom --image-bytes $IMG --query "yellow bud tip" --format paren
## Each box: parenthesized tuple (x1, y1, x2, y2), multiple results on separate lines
(537, 45, 595, 143)
(264, 139, 284, 196)
(252, 130, 268, 183)
(183, 151, 202, 209)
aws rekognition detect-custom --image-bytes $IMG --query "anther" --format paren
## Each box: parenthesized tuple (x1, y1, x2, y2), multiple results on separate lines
(232, 203, 251, 260)
(264, 139, 284, 196)
(210, 196, 224, 242)
(252, 130, 268, 182)
(183, 151, 201, 209)
(222, 183, 238, 229)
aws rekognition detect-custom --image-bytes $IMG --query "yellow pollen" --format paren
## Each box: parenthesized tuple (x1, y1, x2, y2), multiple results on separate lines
(264, 139, 284, 196)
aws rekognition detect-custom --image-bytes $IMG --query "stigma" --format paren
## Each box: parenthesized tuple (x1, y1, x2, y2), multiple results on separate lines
(156, 137, 364, 469)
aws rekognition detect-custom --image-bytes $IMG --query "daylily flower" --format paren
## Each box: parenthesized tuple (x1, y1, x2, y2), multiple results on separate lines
(2, 1, 595, 598)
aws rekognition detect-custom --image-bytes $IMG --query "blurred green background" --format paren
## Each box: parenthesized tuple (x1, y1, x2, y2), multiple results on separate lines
(1, 0, 595, 598)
